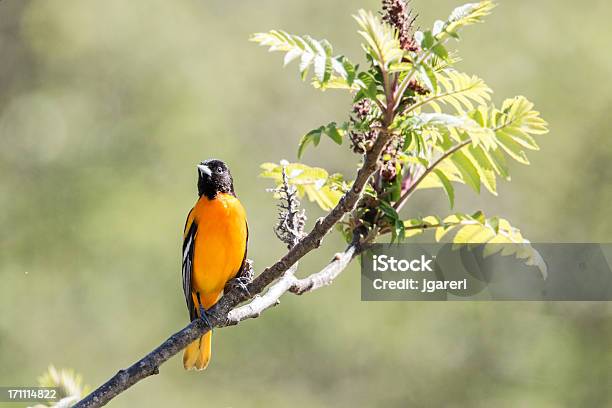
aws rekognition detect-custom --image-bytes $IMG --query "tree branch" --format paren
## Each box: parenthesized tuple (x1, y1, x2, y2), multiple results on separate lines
(290, 243, 360, 295)
(227, 239, 362, 321)
(226, 263, 298, 323)
(75, 242, 364, 408)
(74, 126, 392, 408)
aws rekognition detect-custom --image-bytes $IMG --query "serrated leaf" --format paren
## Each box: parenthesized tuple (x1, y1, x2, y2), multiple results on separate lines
(454, 223, 495, 243)
(466, 147, 497, 195)
(500, 128, 539, 150)
(488, 147, 510, 180)
(446, 1, 496, 36)
(251, 30, 356, 90)
(401, 211, 546, 277)
(260, 161, 347, 212)
(354, 9, 404, 68)
(412, 70, 491, 114)
(496, 133, 530, 164)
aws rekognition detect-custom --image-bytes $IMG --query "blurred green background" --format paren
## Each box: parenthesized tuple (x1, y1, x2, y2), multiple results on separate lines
(1, 0, 612, 406)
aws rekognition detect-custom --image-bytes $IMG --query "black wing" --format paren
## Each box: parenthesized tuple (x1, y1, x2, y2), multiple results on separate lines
(238, 221, 249, 273)
(182, 211, 198, 321)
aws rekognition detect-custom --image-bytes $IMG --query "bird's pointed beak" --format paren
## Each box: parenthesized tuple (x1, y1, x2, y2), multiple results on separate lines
(197, 164, 212, 176)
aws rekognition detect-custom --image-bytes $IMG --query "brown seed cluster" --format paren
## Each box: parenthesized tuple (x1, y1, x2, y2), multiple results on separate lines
(380, 137, 404, 182)
(353, 98, 372, 120)
(407, 79, 430, 96)
(381, 0, 419, 52)
(348, 98, 405, 181)
(348, 99, 380, 154)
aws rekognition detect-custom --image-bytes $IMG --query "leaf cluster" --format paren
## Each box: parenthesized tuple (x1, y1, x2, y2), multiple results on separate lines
(255, 1, 548, 269)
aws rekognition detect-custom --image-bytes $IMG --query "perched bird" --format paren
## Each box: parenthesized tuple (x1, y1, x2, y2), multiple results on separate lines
(182, 159, 248, 370)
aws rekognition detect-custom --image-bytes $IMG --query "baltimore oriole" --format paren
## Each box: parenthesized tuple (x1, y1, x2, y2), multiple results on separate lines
(182, 159, 248, 370)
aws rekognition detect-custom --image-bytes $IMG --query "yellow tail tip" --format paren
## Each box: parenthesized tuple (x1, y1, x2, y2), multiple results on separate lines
(183, 332, 212, 371)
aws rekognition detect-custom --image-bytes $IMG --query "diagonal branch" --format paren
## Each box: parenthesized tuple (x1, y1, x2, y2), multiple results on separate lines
(228, 239, 362, 323)
(74, 126, 393, 408)
(74, 243, 365, 408)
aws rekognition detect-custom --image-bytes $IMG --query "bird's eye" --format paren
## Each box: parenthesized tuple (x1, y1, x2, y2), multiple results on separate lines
(216, 167, 224, 174)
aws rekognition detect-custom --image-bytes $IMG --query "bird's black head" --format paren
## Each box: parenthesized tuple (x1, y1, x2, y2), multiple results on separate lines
(197, 159, 235, 200)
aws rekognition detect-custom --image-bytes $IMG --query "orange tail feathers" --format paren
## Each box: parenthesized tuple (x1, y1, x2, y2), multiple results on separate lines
(183, 331, 212, 370)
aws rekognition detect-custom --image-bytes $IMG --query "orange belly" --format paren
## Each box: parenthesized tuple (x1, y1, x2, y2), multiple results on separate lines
(190, 193, 247, 309)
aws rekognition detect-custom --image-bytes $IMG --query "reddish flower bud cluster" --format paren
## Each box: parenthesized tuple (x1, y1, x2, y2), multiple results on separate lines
(380, 136, 403, 182)
(348, 100, 404, 181)
(349, 99, 380, 154)
(408, 79, 430, 95)
(381, 0, 419, 52)
(352, 98, 372, 120)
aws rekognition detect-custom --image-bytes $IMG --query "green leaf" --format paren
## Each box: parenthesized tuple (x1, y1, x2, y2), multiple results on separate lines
(389, 165, 403, 202)
(492, 96, 548, 146)
(467, 145, 498, 194)
(464, 95, 549, 168)
(261, 162, 347, 212)
(260, 162, 325, 186)
(488, 147, 510, 180)
(297, 122, 346, 158)
(401, 211, 547, 278)
(357, 71, 379, 100)
(451, 151, 481, 193)
(417, 95, 548, 193)
(337, 56, 357, 86)
(251, 30, 356, 89)
(419, 31, 436, 49)
(297, 127, 324, 159)
(415, 70, 491, 114)
(354, 9, 404, 69)
(304, 184, 343, 211)
(445, 1, 496, 37)
(326, 123, 344, 145)
(432, 44, 449, 60)
(417, 112, 467, 127)
(500, 127, 539, 150)
(496, 133, 530, 164)
(471, 210, 486, 224)
(454, 223, 495, 242)
(433, 169, 455, 208)
(379, 200, 400, 221)
(418, 64, 438, 93)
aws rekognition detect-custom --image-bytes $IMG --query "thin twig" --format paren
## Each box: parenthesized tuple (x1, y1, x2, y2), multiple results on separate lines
(393, 139, 471, 212)
(290, 244, 360, 295)
(227, 264, 298, 323)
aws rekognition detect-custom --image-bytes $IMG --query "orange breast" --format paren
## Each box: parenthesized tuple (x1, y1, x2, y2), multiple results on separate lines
(191, 193, 248, 309)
